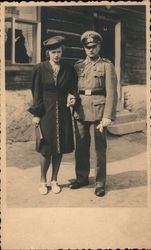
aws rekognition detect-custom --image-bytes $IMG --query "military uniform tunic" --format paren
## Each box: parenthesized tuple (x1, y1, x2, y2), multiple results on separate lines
(29, 60, 77, 156)
(74, 57, 117, 187)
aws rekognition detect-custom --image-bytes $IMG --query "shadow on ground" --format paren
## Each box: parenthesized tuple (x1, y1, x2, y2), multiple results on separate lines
(6, 132, 146, 169)
(68, 170, 147, 191)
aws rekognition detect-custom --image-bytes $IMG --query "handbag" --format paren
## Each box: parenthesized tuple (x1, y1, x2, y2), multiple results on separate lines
(35, 124, 43, 152)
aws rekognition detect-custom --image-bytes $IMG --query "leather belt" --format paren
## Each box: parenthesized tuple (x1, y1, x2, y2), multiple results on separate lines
(79, 89, 105, 96)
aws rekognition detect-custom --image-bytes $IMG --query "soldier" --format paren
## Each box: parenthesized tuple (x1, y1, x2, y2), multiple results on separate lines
(70, 31, 118, 197)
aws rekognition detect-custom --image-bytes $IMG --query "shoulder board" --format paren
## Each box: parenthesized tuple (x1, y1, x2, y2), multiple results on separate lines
(102, 58, 112, 64)
(74, 59, 85, 71)
(75, 59, 84, 65)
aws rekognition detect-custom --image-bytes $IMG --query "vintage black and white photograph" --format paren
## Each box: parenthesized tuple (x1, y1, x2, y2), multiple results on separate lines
(1, 1, 151, 248)
(4, 3, 149, 208)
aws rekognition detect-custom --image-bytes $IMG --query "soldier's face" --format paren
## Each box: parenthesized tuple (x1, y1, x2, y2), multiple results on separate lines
(49, 47, 62, 64)
(84, 43, 101, 59)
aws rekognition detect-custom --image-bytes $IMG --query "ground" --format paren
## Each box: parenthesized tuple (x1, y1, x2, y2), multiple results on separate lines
(6, 131, 148, 207)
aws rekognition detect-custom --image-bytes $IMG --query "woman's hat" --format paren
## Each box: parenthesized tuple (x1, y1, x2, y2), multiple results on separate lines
(43, 36, 65, 50)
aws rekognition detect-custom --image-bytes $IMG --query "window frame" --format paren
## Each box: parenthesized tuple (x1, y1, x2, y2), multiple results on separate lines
(5, 15, 41, 65)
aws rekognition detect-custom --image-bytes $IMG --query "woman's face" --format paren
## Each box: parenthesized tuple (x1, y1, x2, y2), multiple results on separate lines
(48, 46, 62, 64)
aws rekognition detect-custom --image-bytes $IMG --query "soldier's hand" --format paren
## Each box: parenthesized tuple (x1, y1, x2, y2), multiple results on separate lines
(32, 117, 40, 126)
(97, 122, 104, 133)
(67, 94, 76, 107)
(102, 118, 112, 127)
(97, 118, 112, 133)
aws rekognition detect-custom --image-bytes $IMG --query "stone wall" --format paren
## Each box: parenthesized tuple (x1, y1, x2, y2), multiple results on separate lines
(123, 85, 146, 120)
(6, 85, 147, 142)
(6, 90, 34, 143)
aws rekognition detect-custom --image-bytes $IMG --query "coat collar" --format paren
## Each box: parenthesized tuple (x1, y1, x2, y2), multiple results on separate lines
(44, 60, 54, 73)
(45, 60, 66, 72)
(49, 60, 60, 72)
(84, 56, 102, 66)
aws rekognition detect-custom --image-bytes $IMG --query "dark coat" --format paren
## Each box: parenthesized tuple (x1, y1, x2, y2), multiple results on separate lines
(29, 61, 77, 156)
(74, 57, 117, 122)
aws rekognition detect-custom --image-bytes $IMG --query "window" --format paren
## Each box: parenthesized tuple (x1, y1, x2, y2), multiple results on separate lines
(5, 7, 40, 64)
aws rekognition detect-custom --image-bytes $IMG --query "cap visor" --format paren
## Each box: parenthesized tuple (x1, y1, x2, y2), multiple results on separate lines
(84, 42, 97, 47)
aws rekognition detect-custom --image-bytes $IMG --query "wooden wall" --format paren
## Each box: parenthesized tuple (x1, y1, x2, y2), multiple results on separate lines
(41, 5, 146, 85)
(91, 5, 146, 84)
(5, 5, 146, 89)
(123, 11, 146, 84)
(41, 6, 94, 64)
(5, 65, 33, 90)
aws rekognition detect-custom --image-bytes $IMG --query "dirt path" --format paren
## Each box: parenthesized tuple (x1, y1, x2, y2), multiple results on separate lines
(6, 132, 148, 207)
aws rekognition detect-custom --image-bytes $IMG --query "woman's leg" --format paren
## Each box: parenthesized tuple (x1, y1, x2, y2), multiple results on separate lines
(38, 154, 51, 195)
(51, 153, 62, 181)
(40, 154, 51, 183)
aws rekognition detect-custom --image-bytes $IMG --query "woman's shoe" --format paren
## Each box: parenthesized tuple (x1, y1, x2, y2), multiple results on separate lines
(38, 182, 48, 195)
(51, 181, 61, 194)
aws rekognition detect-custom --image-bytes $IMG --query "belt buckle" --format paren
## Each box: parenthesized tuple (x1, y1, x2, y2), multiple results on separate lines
(85, 89, 91, 96)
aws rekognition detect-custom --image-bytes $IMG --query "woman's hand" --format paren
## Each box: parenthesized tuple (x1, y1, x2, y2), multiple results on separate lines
(67, 94, 76, 107)
(32, 117, 40, 126)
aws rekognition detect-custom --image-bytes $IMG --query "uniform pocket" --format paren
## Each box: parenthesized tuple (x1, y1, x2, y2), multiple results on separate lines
(94, 72, 104, 77)
(93, 99, 105, 120)
(93, 71, 104, 88)
(78, 71, 85, 88)
(93, 99, 106, 105)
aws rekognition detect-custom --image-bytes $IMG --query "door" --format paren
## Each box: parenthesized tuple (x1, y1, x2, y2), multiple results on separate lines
(94, 19, 115, 64)
(94, 18, 122, 108)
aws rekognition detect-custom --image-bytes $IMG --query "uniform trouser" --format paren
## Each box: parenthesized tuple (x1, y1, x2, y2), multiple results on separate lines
(74, 119, 107, 188)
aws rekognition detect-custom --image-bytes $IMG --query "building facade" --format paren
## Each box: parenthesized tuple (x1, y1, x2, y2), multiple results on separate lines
(5, 5, 146, 90)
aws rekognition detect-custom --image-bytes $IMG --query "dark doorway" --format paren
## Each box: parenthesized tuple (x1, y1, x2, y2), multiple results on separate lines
(94, 19, 115, 64)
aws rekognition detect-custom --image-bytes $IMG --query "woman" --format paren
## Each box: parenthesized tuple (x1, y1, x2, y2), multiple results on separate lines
(29, 36, 77, 195)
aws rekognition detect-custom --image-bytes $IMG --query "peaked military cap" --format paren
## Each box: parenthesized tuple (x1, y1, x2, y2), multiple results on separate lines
(43, 35, 65, 50)
(81, 31, 103, 47)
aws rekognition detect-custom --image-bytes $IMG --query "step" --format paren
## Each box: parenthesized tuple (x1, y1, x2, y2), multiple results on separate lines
(113, 110, 137, 124)
(107, 120, 146, 135)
